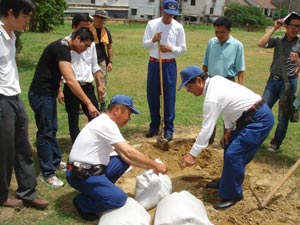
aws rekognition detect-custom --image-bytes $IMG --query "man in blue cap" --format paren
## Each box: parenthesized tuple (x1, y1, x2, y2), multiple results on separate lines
(178, 66, 274, 210)
(143, 0, 186, 142)
(67, 94, 168, 220)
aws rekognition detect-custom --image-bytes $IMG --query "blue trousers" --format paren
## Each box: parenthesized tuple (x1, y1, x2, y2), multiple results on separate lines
(28, 92, 61, 178)
(147, 60, 177, 135)
(262, 77, 297, 146)
(66, 156, 130, 214)
(219, 104, 274, 200)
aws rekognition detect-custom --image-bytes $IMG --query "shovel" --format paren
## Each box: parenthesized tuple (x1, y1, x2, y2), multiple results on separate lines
(156, 41, 169, 151)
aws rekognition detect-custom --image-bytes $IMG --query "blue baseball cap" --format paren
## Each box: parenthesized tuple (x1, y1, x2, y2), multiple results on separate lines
(163, 0, 179, 16)
(109, 94, 140, 114)
(178, 66, 204, 90)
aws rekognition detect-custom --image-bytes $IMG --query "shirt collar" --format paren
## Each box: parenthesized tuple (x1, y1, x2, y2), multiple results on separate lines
(0, 21, 14, 40)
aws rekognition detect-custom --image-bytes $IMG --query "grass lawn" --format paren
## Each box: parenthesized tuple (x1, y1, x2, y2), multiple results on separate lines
(1, 21, 299, 224)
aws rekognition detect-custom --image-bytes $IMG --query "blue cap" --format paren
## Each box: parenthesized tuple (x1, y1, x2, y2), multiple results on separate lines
(110, 94, 140, 114)
(178, 66, 204, 90)
(163, 0, 179, 16)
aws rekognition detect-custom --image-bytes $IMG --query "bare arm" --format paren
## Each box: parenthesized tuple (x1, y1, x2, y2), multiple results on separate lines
(93, 70, 104, 101)
(202, 65, 208, 73)
(59, 61, 99, 117)
(107, 43, 113, 72)
(258, 19, 282, 47)
(237, 71, 244, 84)
(113, 141, 168, 174)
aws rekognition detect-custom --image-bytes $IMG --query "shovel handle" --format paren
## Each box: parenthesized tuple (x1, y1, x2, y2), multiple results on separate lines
(158, 41, 164, 137)
(260, 158, 300, 209)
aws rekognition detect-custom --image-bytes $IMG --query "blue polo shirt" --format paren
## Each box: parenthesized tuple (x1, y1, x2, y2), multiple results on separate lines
(202, 36, 245, 78)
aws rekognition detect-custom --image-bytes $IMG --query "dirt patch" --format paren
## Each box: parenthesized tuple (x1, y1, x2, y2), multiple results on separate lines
(118, 126, 300, 225)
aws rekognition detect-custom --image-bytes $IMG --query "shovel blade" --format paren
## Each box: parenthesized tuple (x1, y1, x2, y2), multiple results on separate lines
(156, 136, 169, 151)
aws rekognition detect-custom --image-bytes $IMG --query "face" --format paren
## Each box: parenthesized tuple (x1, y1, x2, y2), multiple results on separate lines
(93, 16, 105, 28)
(9, 10, 32, 32)
(73, 36, 92, 54)
(161, 11, 174, 24)
(115, 106, 131, 128)
(185, 77, 205, 96)
(286, 19, 300, 39)
(214, 26, 230, 44)
(74, 21, 91, 32)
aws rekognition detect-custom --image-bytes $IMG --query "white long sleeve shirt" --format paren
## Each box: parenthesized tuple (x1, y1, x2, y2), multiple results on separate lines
(142, 17, 186, 59)
(190, 76, 261, 157)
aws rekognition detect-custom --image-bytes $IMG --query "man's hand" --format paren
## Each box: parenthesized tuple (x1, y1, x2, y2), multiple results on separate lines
(152, 32, 162, 43)
(220, 129, 232, 148)
(97, 86, 104, 102)
(87, 103, 100, 118)
(107, 62, 112, 72)
(181, 153, 196, 169)
(153, 162, 168, 174)
(160, 44, 172, 53)
(57, 89, 64, 104)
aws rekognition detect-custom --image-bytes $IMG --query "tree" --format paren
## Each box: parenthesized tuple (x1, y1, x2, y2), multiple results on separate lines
(225, 3, 269, 29)
(29, 0, 67, 32)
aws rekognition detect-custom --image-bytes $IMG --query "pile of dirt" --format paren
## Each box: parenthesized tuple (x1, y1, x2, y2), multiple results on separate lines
(119, 126, 300, 225)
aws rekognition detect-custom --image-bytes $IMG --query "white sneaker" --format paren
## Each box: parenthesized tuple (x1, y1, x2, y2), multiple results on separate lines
(58, 161, 67, 171)
(39, 174, 64, 187)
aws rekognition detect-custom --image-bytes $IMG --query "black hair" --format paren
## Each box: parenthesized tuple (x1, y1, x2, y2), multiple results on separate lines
(72, 14, 92, 29)
(0, 0, 35, 18)
(213, 17, 232, 31)
(187, 72, 208, 84)
(285, 14, 300, 25)
(71, 27, 94, 42)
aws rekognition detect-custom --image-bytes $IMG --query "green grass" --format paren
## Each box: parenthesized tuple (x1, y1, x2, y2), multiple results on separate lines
(1, 21, 299, 224)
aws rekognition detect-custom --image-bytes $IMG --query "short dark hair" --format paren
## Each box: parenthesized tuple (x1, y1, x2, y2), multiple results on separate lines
(71, 27, 94, 42)
(187, 73, 208, 84)
(285, 14, 300, 25)
(72, 14, 92, 29)
(0, 0, 35, 18)
(214, 17, 232, 31)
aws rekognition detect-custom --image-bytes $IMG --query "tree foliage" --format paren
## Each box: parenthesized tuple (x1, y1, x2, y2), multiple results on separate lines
(29, 0, 67, 32)
(224, 3, 269, 29)
(273, 8, 289, 20)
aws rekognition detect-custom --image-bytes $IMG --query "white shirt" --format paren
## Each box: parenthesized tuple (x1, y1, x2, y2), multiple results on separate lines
(69, 113, 125, 165)
(63, 42, 100, 83)
(0, 22, 21, 96)
(142, 17, 186, 59)
(190, 76, 261, 157)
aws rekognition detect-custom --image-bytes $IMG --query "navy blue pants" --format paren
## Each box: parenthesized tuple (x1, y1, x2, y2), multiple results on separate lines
(66, 156, 130, 214)
(147, 60, 177, 135)
(219, 104, 274, 200)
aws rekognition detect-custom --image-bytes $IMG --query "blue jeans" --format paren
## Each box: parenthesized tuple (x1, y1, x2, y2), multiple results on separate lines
(147, 60, 177, 135)
(66, 156, 129, 214)
(262, 77, 297, 146)
(28, 92, 61, 178)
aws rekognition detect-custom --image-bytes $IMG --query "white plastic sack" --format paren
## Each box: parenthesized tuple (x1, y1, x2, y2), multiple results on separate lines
(98, 197, 150, 225)
(154, 191, 214, 225)
(134, 169, 172, 210)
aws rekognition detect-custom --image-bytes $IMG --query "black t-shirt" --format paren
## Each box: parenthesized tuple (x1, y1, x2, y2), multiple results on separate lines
(30, 39, 71, 96)
(95, 27, 112, 63)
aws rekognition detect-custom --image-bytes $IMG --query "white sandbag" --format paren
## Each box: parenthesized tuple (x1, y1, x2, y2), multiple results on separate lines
(134, 169, 172, 210)
(98, 197, 150, 225)
(154, 191, 214, 225)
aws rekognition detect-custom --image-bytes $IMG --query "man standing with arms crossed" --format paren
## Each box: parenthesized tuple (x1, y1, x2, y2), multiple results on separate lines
(143, 0, 186, 142)
(90, 10, 113, 112)
(202, 17, 245, 144)
(0, 0, 48, 209)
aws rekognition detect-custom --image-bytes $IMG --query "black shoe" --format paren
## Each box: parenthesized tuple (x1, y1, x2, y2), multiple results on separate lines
(164, 133, 173, 141)
(73, 197, 99, 221)
(145, 129, 159, 138)
(213, 196, 243, 210)
(206, 179, 220, 189)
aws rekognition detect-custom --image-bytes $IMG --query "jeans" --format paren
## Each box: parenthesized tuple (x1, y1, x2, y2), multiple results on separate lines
(147, 60, 177, 135)
(262, 77, 297, 146)
(28, 92, 61, 178)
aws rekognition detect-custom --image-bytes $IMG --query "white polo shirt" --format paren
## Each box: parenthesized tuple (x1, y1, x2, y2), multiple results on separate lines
(0, 22, 21, 96)
(69, 113, 126, 165)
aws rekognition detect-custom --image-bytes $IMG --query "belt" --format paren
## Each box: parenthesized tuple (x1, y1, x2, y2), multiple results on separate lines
(0, 94, 19, 100)
(271, 74, 297, 80)
(149, 57, 175, 63)
(68, 161, 106, 175)
(236, 99, 264, 130)
(225, 76, 235, 82)
(77, 81, 91, 86)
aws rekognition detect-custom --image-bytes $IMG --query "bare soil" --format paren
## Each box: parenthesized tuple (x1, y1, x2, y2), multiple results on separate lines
(118, 126, 300, 225)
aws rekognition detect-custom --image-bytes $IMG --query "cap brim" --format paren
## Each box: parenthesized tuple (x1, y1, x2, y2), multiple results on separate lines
(129, 107, 140, 114)
(177, 80, 189, 91)
(92, 15, 108, 18)
(164, 9, 179, 16)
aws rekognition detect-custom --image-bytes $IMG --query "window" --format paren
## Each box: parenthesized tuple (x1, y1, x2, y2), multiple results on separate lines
(210, 7, 214, 14)
(191, 0, 195, 6)
(91, 0, 95, 3)
(131, 8, 137, 15)
(149, 0, 154, 2)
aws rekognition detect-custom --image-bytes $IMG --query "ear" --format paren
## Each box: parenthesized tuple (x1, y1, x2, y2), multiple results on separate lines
(8, 9, 14, 18)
